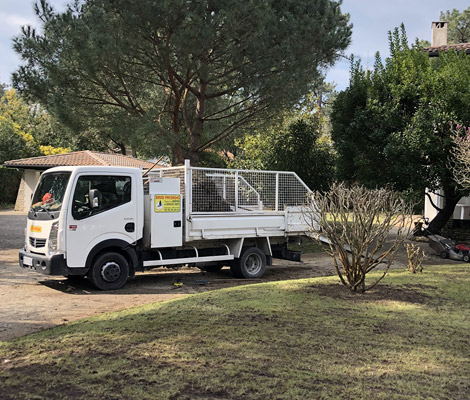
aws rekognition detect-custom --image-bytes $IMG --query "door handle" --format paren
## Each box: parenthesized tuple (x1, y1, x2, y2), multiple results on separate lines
(125, 222, 135, 232)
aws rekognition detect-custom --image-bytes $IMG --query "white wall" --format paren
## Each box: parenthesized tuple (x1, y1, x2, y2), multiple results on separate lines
(425, 188, 470, 221)
(453, 196, 470, 220)
(424, 189, 443, 221)
(15, 169, 41, 211)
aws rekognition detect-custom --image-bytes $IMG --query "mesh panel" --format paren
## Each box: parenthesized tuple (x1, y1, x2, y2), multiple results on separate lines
(192, 169, 235, 212)
(147, 165, 311, 213)
(191, 168, 310, 213)
(278, 173, 311, 209)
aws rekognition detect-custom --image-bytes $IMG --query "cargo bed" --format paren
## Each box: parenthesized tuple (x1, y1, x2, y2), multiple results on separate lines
(148, 161, 315, 244)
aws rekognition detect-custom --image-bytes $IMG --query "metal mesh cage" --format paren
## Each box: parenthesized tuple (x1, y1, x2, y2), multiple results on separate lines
(191, 167, 310, 213)
(147, 164, 311, 214)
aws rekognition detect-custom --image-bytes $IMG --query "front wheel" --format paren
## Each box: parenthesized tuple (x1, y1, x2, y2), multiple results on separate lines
(88, 252, 129, 290)
(231, 247, 266, 279)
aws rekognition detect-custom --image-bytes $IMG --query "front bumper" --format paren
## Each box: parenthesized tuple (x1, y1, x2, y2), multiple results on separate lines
(19, 249, 68, 275)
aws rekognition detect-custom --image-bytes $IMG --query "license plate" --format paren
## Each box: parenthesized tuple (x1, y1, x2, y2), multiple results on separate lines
(23, 256, 33, 266)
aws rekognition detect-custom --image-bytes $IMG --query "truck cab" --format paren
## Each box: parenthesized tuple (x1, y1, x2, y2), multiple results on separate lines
(20, 166, 144, 289)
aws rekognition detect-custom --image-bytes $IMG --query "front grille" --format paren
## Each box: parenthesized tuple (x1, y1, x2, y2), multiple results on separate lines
(29, 237, 46, 248)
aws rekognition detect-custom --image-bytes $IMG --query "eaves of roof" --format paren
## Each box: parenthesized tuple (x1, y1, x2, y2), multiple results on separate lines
(3, 150, 157, 170)
(424, 42, 470, 57)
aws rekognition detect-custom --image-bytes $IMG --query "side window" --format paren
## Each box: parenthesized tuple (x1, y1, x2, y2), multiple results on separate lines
(72, 175, 132, 220)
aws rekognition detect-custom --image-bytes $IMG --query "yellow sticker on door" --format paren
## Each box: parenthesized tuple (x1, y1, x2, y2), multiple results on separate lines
(154, 194, 181, 213)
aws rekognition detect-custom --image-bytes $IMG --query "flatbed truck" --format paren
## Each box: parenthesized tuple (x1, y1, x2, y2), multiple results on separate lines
(19, 161, 316, 290)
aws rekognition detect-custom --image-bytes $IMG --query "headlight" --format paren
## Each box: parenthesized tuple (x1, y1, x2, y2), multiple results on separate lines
(48, 222, 59, 255)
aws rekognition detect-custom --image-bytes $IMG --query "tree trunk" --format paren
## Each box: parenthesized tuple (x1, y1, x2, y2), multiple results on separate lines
(173, 143, 186, 166)
(189, 81, 207, 167)
(428, 185, 462, 234)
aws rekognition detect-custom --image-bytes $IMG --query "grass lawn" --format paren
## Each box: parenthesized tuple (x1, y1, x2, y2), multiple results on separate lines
(1, 265, 469, 399)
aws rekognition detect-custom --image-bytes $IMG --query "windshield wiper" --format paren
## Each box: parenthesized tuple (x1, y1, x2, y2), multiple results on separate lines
(40, 206, 54, 219)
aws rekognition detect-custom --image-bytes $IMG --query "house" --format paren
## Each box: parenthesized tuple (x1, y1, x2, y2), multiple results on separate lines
(423, 21, 470, 224)
(424, 21, 470, 57)
(4, 151, 156, 212)
(425, 189, 470, 223)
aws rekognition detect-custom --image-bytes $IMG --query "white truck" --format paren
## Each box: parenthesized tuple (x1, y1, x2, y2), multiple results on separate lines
(19, 161, 316, 290)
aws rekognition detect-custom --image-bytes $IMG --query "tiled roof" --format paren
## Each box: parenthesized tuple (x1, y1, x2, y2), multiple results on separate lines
(424, 42, 470, 56)
(3, 150, 157, 170)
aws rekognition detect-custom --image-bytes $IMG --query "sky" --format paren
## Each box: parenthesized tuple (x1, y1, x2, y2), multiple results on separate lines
(0, 0, 470, 92)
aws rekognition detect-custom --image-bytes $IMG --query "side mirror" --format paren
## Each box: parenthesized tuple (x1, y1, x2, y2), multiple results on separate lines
(89, 189, 102, 209)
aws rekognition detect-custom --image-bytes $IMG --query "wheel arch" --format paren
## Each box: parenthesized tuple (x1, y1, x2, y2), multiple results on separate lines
(85, 239, 138, 273)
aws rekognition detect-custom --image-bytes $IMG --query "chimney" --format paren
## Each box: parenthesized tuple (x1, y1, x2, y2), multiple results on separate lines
(431, 21, 448, 47)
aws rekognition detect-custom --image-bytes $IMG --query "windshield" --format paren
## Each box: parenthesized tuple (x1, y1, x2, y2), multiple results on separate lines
(31, 172, 71, 213)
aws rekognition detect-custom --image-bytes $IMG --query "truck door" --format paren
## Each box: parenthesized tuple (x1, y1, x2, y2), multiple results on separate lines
(66, 174, 137, 268)
(148, 177, 183, 248)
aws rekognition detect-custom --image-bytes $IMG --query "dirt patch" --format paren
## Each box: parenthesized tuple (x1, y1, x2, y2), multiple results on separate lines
(305, 283, 433, 305)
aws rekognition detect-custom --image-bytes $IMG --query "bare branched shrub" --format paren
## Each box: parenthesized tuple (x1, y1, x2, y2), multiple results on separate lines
(405, 243, 425, 273)
(304, 183, 413, 292)
(450, 123, 470, 189)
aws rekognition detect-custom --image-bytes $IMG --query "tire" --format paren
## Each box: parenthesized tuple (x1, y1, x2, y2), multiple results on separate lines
(88, 252, 129, 290)
(440, 250, 448, 259)
(199, 264, 224, 273)
(230, 247, 266, 279)
(464, 254, 470, 263)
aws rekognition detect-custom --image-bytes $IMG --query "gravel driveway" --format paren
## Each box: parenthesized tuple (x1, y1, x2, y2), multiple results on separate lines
(0, 210, 339, 341)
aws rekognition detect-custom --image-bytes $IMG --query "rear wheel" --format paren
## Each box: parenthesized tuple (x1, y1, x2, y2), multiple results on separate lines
(231, 247, 266, 278)
(464, 254, 470, 262)
(440, 250, 448, 259)
(88, 252, 129, 290)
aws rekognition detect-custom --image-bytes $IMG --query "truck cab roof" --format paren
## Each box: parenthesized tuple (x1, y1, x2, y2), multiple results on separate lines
(41, 165, 143, 175)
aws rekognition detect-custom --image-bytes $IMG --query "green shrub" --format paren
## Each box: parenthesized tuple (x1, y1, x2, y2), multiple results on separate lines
(0, 167, 21, 204)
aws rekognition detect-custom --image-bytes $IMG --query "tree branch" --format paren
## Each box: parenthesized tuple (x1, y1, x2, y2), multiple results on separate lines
(425, 191, 443, 212)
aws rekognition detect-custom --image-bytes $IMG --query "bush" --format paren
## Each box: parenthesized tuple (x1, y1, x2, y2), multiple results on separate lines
(305, 183, 413, 292)
(0, 167, 21, 205)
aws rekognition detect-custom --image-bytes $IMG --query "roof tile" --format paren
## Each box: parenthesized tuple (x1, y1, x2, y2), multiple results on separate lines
(3, 150, 157, 170)
(424, 42, 470, 55)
